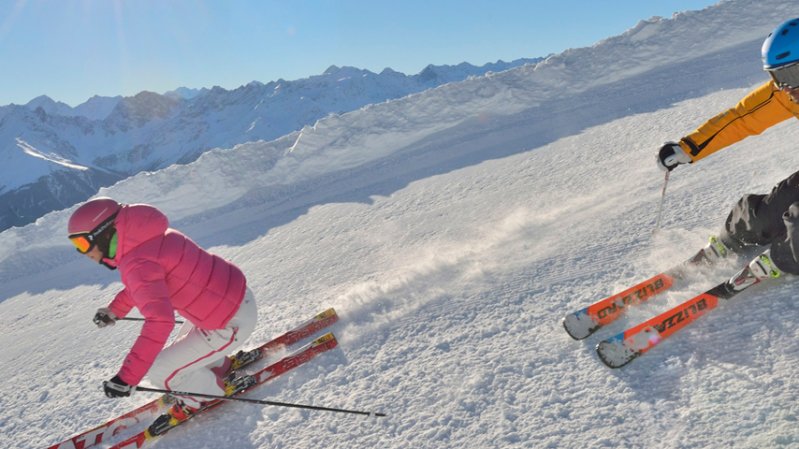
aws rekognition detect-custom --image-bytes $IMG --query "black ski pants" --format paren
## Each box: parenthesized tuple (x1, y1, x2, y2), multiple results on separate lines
(720, 170, 799, 274)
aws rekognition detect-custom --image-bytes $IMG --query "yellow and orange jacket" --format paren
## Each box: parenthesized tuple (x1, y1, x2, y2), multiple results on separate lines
(678, 81, 799, 162)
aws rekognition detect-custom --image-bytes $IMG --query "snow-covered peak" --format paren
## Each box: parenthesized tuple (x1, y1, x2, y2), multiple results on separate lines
(24, 95, 74, 116)
(104, 91, 182, 129)
(322, 64, 368, 77)
(164, 86, 208, 100)
(73, 95, 122, 121)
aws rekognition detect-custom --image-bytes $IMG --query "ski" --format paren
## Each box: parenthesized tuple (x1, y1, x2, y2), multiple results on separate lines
(563, 271, 677, 340)
(229, 307, 338, 369)
(562, 240, 729, 340)
(46, 308, 338, 449)
(106, 332, 339, 449)
(46, 397, 171, 449)
(596, 252, 782, 368)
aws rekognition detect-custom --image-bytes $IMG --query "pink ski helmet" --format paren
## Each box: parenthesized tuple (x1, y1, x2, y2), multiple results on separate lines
(67, 197, 121, 253)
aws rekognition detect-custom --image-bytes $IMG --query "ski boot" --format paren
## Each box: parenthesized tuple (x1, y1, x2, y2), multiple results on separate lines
(144, 373, 257, 438)
(229, 348, 262, 370)
(223, 372, 257, 396)
(690, 235, 732, 264)
(145, 402, 198, 437)
(728, 249, 783, 292)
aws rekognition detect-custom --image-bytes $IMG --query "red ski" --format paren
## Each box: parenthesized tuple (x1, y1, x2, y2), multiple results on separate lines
(106, 332, 339, 449)
(46, 308, 338, 449)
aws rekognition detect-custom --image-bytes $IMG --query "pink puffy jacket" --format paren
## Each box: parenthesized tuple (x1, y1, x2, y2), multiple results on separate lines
(107, 204, 247, 385)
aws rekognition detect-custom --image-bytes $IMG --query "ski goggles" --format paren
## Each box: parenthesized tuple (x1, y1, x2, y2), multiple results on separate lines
(68, 212, 118, 254)
(767, 61, 799, 90)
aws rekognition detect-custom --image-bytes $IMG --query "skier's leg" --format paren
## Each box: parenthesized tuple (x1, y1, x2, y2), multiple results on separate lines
(146, 290, 258, 408)
(719, 170, 799, 252)
(769, 202, 799, 274)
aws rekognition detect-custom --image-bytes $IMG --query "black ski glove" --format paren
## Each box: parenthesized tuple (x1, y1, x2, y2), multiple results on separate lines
(103, 375, 135, 398)
(93, 307, 117, 328)
(657, 142, 692, 172)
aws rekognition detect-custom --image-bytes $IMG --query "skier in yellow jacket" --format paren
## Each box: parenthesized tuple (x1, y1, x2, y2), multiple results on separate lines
(657, 18, 799, 277)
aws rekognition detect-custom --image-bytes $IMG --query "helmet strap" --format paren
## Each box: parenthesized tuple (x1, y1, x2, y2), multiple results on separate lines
(98, 230, 119, 270)
(108, 232, 118, 259)
(100, 258, 118, 271)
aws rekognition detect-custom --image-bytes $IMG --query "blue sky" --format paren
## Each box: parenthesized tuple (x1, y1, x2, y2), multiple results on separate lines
(0, 0, 720, 107)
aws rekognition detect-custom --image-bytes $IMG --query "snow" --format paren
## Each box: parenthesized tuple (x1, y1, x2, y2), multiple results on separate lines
(3, 0, 799, 448)
(15, 138, 89, 171)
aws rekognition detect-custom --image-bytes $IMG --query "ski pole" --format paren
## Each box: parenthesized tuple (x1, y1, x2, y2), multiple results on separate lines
(136, 386, 387, 418)
(119, 317, 185, 324)
(653, 170, 670, 234)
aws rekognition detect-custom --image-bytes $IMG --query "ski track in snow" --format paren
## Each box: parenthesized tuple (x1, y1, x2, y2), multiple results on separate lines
(3, 1, 799, 448)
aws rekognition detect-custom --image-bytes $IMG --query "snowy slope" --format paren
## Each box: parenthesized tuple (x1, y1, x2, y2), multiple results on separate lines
(3, 1, 799, 448)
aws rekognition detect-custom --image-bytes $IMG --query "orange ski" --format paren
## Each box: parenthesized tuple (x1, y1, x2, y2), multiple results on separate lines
(596, 252, 782, 368)
(563, 272, 677, 340)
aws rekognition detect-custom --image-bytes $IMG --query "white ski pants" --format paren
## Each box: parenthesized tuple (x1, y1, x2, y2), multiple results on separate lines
(146, 289, 258, 408)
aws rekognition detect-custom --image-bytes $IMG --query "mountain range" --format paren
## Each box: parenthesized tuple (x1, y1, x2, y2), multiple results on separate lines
(0, 58, 540, 232)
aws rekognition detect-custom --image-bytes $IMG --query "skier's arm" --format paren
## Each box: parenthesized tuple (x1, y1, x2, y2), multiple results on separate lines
(115, 260, 176, 386)
(678, 81, 796, 162)
(108, 288, 134, 319)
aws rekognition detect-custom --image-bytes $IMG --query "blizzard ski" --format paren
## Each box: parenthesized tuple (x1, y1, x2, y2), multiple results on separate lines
(106, 332, 339, 449)
(562, 238, 730, 340)
(46, 308, 338, 449)
(563, 271, 677, 340)
(596, 252, 782, 368)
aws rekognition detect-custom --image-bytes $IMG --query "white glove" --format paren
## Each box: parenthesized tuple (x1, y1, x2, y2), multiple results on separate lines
(93, 307, 117, 328)
(656, 142, 692, 172)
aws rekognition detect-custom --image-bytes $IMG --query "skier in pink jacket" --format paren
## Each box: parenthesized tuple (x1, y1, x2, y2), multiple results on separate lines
(67, 197, 258, 434)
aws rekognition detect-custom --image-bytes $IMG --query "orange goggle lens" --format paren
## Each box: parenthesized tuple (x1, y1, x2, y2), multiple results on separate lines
(69, 234, 93, 254)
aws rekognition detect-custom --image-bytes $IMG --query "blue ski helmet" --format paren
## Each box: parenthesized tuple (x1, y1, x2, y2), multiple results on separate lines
(762, 18, 799, 69)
